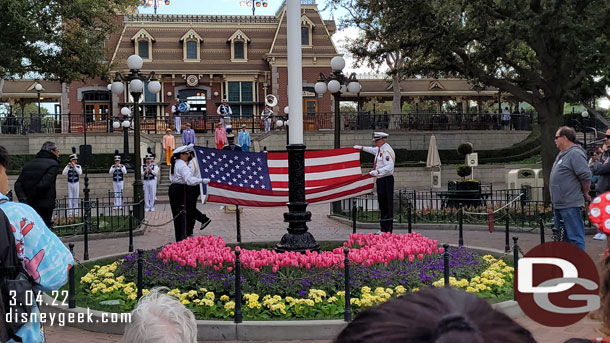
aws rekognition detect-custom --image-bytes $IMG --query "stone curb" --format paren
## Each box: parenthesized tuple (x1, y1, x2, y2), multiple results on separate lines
(328, 215, 597, 235)
(41, 249, 524, 340)
(60, 227, 146, 243)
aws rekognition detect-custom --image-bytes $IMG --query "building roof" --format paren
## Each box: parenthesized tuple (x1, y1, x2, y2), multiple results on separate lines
(110, 3, 338, 74)
(350, 78, 502, 100)
(0, 79, 62, 101)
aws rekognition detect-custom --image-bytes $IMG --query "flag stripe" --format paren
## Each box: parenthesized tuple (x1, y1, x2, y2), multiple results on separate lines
(206, 175, 374, 207)
(269, 168, 364, 182)
(270, 173, 368, 189)
(267, 152, 361, 168)
(267, 147, 358, 160)
(268, 160, 362, 174)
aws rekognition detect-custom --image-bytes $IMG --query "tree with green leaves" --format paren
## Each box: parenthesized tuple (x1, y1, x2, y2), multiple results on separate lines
(331, 0, 610, 202)
(0, 0, 138, 82)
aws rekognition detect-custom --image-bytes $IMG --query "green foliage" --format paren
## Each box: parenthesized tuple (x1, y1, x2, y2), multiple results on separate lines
(0, 0, 138, 81)
(457, 142, 473, 156)
(456, 165, 472, 178)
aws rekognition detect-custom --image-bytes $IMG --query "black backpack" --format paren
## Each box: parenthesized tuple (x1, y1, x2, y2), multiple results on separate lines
(0, 207, 35, 343)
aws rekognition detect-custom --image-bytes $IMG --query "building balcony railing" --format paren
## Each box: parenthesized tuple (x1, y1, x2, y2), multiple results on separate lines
(0, 111, 537, 135)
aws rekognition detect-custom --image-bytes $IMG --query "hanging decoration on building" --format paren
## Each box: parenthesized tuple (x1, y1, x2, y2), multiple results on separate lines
(186, 74, 199, 87)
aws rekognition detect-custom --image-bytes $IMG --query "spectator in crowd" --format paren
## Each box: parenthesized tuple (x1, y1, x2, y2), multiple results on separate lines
(162, 128, 175, 166)
(0, 145, 74, 343)
(501, 107, 511, 130)
(182, 122, 196, 146)
(333, 287, 535, 343)
(238, 124, 251, 152)
(123, 288, 197, 343)
(214, 122, 226, 150)
(14, 141, 60, 226)
(551, 126, 592, 250)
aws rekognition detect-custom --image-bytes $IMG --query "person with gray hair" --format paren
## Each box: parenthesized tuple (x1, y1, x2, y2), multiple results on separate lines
(123, 287, 197, 343)
(14, 141, 60, 226)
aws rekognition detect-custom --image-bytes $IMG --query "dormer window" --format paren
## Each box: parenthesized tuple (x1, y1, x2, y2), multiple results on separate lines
(180, 29, 203, 62)
(301, 15, 315, 47)
(131, 28, 155, 61)
(228, 30, 250, 62)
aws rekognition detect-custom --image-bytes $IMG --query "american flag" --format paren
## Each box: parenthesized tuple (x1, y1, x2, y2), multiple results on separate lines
(194, 147, 374, 207)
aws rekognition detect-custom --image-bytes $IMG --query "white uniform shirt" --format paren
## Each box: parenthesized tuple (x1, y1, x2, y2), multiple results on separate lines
(169, 159, 202, 186)
(62, 164, 83, 176)
(363, 143, 395, 178)
(109, 165, 127, 179)
(141, 163, 159, 179)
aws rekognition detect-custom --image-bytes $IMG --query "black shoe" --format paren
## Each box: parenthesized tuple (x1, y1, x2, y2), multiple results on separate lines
(200, 218, 211, 230)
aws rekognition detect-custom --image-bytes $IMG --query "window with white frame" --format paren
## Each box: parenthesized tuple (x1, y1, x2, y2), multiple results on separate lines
(301, 15, 315, 46)
(180, 29, 203, 62)
(131, 28, 155, 61)
(228, 30, 250, 62)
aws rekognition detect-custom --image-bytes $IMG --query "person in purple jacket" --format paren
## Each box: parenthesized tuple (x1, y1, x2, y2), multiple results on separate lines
(182, 122, 196, 146)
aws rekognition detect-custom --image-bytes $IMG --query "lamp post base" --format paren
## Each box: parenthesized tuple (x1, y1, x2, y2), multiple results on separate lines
(276, 202, 319, 253)
(276, 144, 319, 253)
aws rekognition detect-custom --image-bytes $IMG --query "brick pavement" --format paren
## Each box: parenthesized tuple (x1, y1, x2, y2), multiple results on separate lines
(50, 203, 609, 342)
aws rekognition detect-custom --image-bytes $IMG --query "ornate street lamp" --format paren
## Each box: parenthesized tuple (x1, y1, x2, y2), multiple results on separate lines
(240, 0, 268, 16)
(140, 0, 171, 15)
(34, 83, 42, 115)
(112, 106, 135, 172)
(111, 55, 161, 220)
(315, 56, 361, 213)
(315, 56, 362, 149)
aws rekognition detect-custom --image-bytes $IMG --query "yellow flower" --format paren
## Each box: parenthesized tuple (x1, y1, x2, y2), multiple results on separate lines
(225, 301, 235, 310)
(336, 291, 346, 297)
(116, 276, 125, 283)
(91, 288, 98, 294)
(142, 289, 149, 295)
(199, 288, 208, 293)
(412, 287, 420, 292)
(466, 287, 477, 293)
(128, 293, 137, 300)
(205, 292, 215, 300)
(220, 295, 230, 302)
(187, 290, 198, 298)
(361, 286, 371, 294)
(304, 299, 314, 306)
(181, 300, 191, 305)
(328, 296, 337, 303)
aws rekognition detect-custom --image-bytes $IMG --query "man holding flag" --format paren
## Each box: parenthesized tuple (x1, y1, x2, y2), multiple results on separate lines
(354, 132, 395, 234)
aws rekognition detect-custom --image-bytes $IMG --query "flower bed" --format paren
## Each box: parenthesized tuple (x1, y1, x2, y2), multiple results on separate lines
(79, 233, 513, 320)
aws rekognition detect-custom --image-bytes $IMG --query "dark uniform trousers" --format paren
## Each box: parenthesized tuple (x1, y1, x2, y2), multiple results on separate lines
(186, 185, 209, 236)
(377, 175, 394, 233)
(169, 183, 188, 242)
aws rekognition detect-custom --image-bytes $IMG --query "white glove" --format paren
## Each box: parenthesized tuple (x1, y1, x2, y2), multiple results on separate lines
(354, 145, 363, 150)
(369, 170, 377, 177)
(202, 178, 211, 184)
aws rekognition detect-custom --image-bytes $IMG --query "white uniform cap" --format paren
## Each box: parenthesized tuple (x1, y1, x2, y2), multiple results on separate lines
(172, 146, 189, 154)
(186, 144, 195, 152)
(114, 155, 121, 161)
(372, 132, 389, 141)
(144, 154, 154, 160)
(69, 154, 78, 160)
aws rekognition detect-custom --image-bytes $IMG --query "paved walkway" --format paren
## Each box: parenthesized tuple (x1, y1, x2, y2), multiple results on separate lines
(47, 203, 609, 342)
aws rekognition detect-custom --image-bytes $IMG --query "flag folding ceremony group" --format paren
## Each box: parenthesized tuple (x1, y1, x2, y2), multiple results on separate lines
(193, 146, 374, 207)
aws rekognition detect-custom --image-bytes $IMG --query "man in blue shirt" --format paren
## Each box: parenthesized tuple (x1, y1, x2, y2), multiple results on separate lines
(238, 124, 251, 152)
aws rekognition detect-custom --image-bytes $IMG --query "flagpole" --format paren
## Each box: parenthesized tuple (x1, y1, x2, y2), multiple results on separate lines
(276, 0, 319, 253)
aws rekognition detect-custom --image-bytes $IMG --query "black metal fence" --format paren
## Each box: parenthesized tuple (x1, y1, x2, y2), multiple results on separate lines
(51, 192, 143, 236)
(333, 187, 553, 228)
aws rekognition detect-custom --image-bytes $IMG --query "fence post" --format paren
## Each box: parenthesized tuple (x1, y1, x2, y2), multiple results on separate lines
(137, 249, 143, 300)
(458, 204, 464, 247)
(539, 214, 545, 244)
(129, 209, 134, 253)
(96, 198, 100, 231)
(235, 204, 241, 243)
(343, 248, 352, 322)
(351, 200, 357, 234)
(407, 200, 412, 234)
(443, 244, 450, 287)
(83, 199, 89, 261)
(505, 207, 510, 253)
(398, 190, 403, 223)
(234, 249, 243, 324)
(68, 243, 76, 308)
(513, 236, 519, 300)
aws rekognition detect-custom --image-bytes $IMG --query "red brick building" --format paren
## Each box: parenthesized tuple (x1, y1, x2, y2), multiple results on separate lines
(62, 1, 337, 131)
